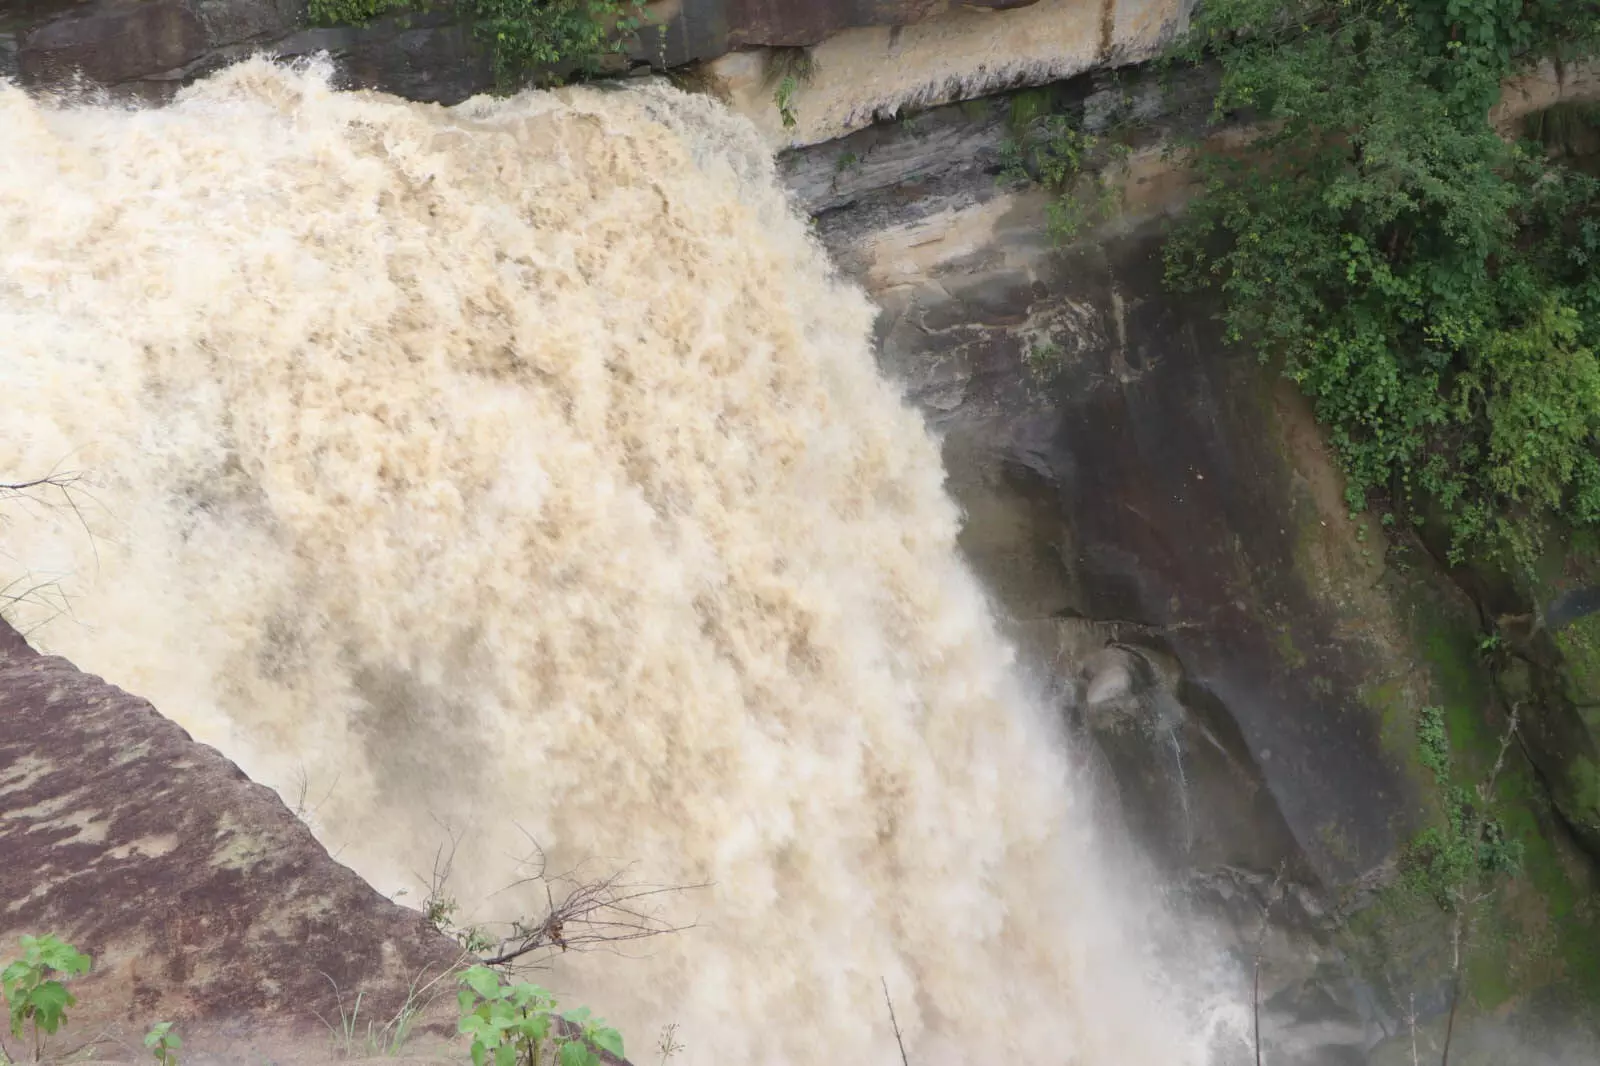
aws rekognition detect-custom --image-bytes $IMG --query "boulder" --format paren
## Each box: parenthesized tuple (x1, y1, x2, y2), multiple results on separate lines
(0, 618, 462, 1064)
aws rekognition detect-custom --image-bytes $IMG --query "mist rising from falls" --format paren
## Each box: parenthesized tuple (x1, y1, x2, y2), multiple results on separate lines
(1, 60, 1222, 1064)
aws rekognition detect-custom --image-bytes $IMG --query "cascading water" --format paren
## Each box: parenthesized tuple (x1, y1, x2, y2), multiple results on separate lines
(1, 60, 1230, 1064)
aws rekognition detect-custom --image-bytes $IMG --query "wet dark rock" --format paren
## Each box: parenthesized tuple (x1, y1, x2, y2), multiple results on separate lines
(20, 0, 207, 86)
(2, 0, 1107, 103)
(778, 69, 1600, 1061)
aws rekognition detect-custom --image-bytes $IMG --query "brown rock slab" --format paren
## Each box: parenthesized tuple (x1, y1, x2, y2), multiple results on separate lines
(19, 0, 206, 85)
(0, 618, 464, 1064)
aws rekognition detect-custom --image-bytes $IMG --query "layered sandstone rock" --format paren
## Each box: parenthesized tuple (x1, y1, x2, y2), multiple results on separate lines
(1, 0, 1192, 126)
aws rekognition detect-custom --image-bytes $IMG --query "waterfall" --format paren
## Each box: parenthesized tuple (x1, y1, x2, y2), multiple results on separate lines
(1, 59, 1222, 1065)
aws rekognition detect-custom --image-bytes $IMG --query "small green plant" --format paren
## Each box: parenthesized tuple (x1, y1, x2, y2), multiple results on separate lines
(456, 965, 624, 1066)
(1, 934, 91, 1061)
(1025, 339, 1064, 383)
(774, 76, 800, 129)
(144, 1021, 181, 1066)
(473, 0, 645, 87)
(998, 113, 1117, 244)
(305, 0, 405, 23)
(1401, 705, 1524, 911)
(1416, 705, 1449, 780)
(305, 0, 646, 89)
(316, 966, 453, 1058)
(763, 47, 814, 131)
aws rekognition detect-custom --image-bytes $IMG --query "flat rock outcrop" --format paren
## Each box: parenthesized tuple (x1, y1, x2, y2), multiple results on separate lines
(0, 619, 462, 1064)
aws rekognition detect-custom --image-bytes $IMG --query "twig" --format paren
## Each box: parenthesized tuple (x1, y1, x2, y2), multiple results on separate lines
(1252, 862, 1287, 1066)
(0, 474, 84, 496)
(1439, 705, 1517, 1066)
(882, 978, 910, 1066)
(1253, 957, 1263, 1066)
(1480, 707, 1520, 803)
(414, 826, 711, 970)
(1408, 993, 1419, 1066)
(1440, 922, 1461, 1066)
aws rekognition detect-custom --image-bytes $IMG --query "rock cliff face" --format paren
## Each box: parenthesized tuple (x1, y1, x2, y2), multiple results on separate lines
(0, 619, 462, 1064)
(1, 0, 1192, 142)
(778, 72, 1600, 1062)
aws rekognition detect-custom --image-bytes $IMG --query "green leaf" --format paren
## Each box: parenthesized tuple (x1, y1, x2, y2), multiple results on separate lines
(28, 981, 74, 1034)
(558, 1038, 598, 1066)
(460, 965, 504, 1001)
(590, 1026, 625, 1059)
(460, 1013, 498, 1043)
(36, 937, 90, 977)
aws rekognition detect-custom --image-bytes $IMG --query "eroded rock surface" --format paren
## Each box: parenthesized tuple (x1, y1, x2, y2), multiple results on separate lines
(2, 0, 1194, 135)
(0, 619, 461, 1064)
(781, 71, 1600, 1062)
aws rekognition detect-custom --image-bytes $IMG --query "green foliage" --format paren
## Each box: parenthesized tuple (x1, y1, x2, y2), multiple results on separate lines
(1398, 700, 1524, 911)
(1001, 115, 1099, 242)
(1404, 783, 1523, 909)
(1166, 0, 1600, 564)
(1417, 704, 1448, 779)
(1, 934, 91, 1055)
(306, 0, 405, 24)
(457, 965, 624, 1066)
(305, 0, 645, 89)
(774, 77, 800, 129)
(765, 48, 814, 131)
(1025, 339, 1064, 382)
(474, 0, 644, 87)
(144, 1021, 181, 1066)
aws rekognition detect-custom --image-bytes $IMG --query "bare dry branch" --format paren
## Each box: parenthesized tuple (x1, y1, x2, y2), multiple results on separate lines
(1408, 993, 1419, 1066)
(1249, 862, 1289, 1066)
(1480, 707, 1520, 803)
(882, 978, 910, 1066)
(479, 865, 708, 968)
(410, 823, 707, 971)
(1, 469, 101, 631)
(1441, 921, 1462, 1066)
(0, 473, 84, 497)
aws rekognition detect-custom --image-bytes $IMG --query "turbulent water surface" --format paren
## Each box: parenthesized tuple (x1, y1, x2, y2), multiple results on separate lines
(1, 61, 1226, 1065)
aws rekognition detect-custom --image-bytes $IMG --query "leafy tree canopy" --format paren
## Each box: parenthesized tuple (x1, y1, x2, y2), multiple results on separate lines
(1167, 0, 1600, 563)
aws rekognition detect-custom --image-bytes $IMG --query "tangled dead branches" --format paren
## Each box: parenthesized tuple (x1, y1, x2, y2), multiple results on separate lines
(413, 822, 708, 972)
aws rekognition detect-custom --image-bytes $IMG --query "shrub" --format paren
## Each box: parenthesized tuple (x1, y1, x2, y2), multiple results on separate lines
(456, 965, 624, 1066)
(0, 934, 92, 1060)
(1166, 0, 1600, 565)
(305, 0, 646, 89)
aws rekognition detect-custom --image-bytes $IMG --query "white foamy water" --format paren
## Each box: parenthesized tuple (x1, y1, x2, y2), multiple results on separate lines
(1, 60, 1223, 1065)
